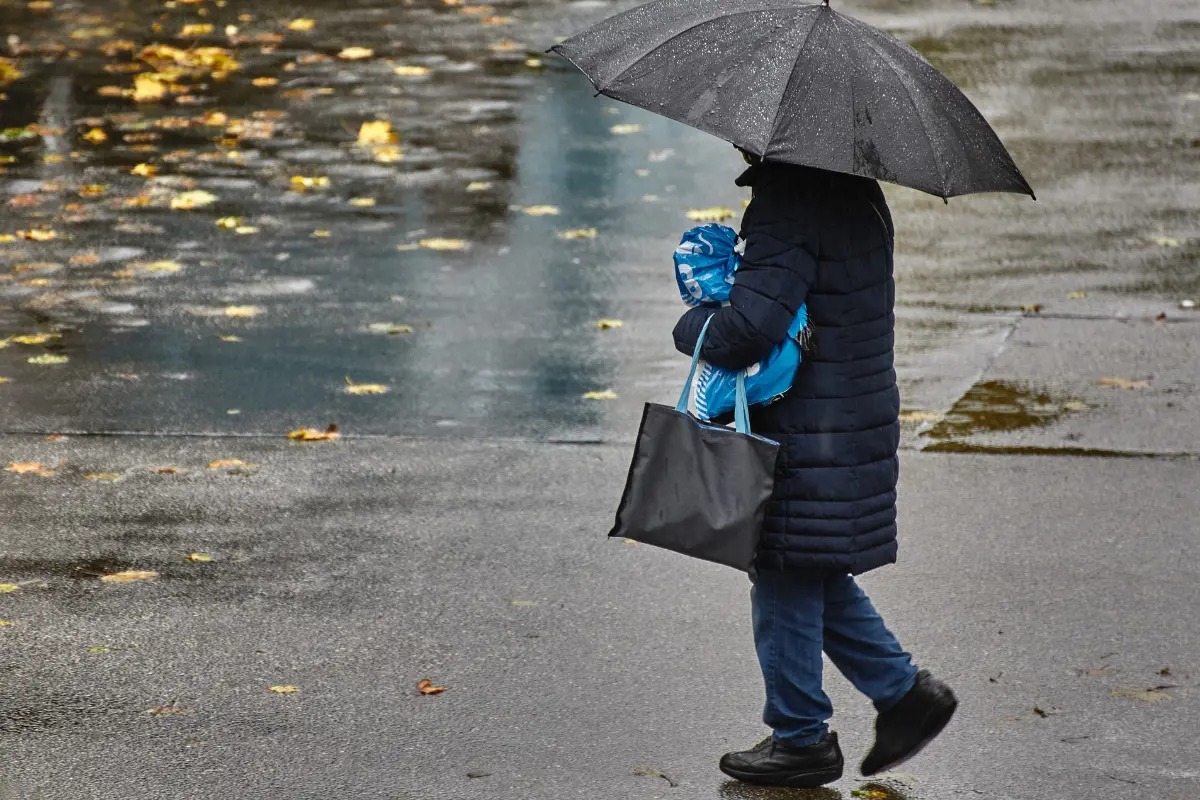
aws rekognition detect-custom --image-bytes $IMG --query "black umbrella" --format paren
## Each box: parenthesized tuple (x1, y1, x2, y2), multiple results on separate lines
(551, 0, 1033, 200)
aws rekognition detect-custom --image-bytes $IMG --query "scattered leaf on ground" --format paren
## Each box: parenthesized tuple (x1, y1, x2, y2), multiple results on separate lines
(312, 229, 331, 238)
(219, 335, 242, 342)
(87, 645, 111, 653)
(286, 18, 316, 31)
(522, 205, 559, 216)
(252, 77, 279, 87)
(466, 181, 492, 192)
(290, 175, 329, 191)
(0, 584, 18, 593)
(217, 216, 242, 229)
(27, 354, 68, 365)
(632, 768, 678, 788)
(559, 228, 597, 240)
(394, 65, 431, 77)
(0, 620, 11, 626)
(170, 190, 218, 210)
(466, 771, 491, 779)
(345, 377, 388, 395)
(100, 570, 158, 583)
(687, 207, 735, 222)
(288, 424, 340, 442)
(1020, 303, 1043, 313)
(18, 228, 57, 241)
(152, 466, 179, 473)
(83, 473, 122, 481)
(7, 462, 44, 474)
(132, 260, 183, 273)
(1067, 290, 1088, 299)
(610, 124, 641, 134)
(224, 305, 263, 318)
(131, 163, 157, 177)
(185, 553, 213, 562)
(851, 791, 889, 799)
(417, 679, 448, 695)
(82, 128, 108, 144)
(349, 197, 376, 207)
(180, 23, 214, 36)
(419, 238, 468, 251)
(510, 599, 537, 606)
(357, 120, 395, 146)
(1062, 400, 1088, 412)
(146, 705, 191, 716)
(368, 323, 414, 335)
(338, 47, 374, 60)
(1098, 377, 1151, 390)
(132, 76, 167, 102)
(268, 685, 300, 694)
(1150, 236, 1182, 248)
(9, 334, 59, 345)
(583, 389, 618, 400)
(235, 226, 259, 235)
(525, 58, 543, 68)
(208, 458, 253, 469)
(595, 319, 624, 329)
(1111, 688, 1172, 703)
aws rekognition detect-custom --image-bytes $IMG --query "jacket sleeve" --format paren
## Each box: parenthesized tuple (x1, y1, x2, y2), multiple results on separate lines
(673, 228, 817, 371)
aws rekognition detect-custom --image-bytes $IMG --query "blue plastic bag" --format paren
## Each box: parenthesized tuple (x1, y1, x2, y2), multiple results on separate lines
(674, 224, 808, 421)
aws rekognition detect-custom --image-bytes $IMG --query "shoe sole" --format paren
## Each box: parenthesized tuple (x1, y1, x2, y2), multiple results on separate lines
(719, 761, 844, 789)
(862, 697, 958, 777)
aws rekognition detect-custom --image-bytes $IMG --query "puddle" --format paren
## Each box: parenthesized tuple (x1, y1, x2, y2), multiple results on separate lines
(924, 381, 1086, 440)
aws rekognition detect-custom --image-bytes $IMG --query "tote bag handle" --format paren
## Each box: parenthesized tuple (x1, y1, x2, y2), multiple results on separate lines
(674, 314, 752, 435)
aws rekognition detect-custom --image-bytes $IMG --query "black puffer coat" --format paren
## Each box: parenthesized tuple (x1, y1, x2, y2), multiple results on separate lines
(674, 162, 899, 574)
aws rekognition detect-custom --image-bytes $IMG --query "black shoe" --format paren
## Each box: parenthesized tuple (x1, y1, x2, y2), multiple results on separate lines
(861, 670, 957, 776)
(719, 732, 844, 788)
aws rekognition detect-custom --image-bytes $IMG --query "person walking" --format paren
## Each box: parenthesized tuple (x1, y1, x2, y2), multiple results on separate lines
(671, 152, 957, 788)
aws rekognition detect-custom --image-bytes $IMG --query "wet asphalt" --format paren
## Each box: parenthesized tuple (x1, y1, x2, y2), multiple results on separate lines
(0, 0, 1199, 797)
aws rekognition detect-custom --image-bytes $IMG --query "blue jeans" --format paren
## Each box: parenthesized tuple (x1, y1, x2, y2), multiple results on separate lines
(751, 569, 919, 747)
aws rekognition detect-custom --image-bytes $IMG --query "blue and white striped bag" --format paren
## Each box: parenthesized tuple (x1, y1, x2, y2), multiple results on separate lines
(674, 223, 809, 421)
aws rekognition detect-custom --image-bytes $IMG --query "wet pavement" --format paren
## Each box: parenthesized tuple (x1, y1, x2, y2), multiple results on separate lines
(1, 0, 1199, 797)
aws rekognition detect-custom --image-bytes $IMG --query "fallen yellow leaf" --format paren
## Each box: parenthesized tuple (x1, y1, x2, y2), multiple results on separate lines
(610, 124, 642, 135)
(1067, 290, 1088, 300)
(170, 190, 218, 210)
(1098, 377, 1151, 390)
(179, 23, 213, 36)
(419, 238, 468, 251)
(482, 16, 511, 24)
(0, 585, 18, 593)
(99, 570, 158, 583)
(285, 18, 316, 31)
(687, 207, 735, 222)
(288, 424, 340, 442)
(218, 335, 242, 342)
(583, 389, 618, 400)
(345, 377, 388, 395)
(208, 458, 253, 469)
(466, 181, 492, 192)
(312, 229, 331, 238)
(1150, 236, 1182, 248)
(0, 378, 9, 383)
(11, 334, 61, 345)
(152, 466, 179, 473)
(7, 462, 45, 473)
(252, 77, 278, 87)
(394, 65, 431, 77)
(83, 127, 108, 144)
(83, 473, 121, 481)
(131, 162, 157, 177)
(27, 354, 68, 365)
(185, 552, 213, 562)
(132, 75, 167, 103)
(417, 679, 448, 695)
(0, 235, 15, 243)
(269, 685, 300, 693)
(349, 197, 376, 207)
(290, 175, 329, 191)
(0, 620, 11, 626)
(0, 58, 22, 86)
(224, 305, 263, 317)
(368, 323, 414, 335)
(338, 47, 374, 60)
(235, 226, 258, 235)
(525, 58, 544, 68)
(595, 319, 624, 329)
(522, 205, 560, 216)
(357, 120, 395, 146)
(371, 144, 404, 163)
(79, 184, 108, 197)
(18, 228, 57, 241)
(559, 228, 598, 240)
(216, 216, 242, 229)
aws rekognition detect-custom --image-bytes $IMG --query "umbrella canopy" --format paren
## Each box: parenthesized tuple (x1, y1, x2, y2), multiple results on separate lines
(551, 0, 1034, 200)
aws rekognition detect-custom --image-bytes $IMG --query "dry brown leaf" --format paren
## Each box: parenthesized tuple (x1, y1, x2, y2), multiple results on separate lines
(417, 679, 448, 695)
(288, 424, 341, 442)
(208, 458, 253, 469)
(1098, 377, 1151, 390)
(268, 685, 300, 693)
(100, 570, 158, 583)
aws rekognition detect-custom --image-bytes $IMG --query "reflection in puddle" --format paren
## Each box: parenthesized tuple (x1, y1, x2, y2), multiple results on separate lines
(924, 381, 1085, 441)
(718, 782, 843, 800)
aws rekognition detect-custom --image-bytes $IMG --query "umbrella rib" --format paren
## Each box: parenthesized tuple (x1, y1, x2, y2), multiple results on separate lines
(600, 8, 780, 93)
(762, 8, 825, 158)
(848, 18, 949, 197)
